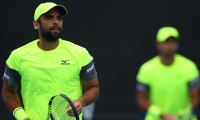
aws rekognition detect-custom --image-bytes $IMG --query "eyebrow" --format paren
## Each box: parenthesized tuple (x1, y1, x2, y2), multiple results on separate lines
(43, 14, 62, 18)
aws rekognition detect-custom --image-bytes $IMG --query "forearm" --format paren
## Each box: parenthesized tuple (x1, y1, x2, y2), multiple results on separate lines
(137, 91, 150, 110)
(137, 98, 151, 110)
(190, 97, 199, 109)
(189, 89, 199, 109)
(78, 86, 99, 107)
(2, 91, 21, 112)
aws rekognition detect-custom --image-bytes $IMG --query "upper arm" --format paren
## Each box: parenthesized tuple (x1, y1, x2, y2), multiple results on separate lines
(2, 81, 18, 95)
(78, 48, 99, 90)
(136, 82, 150, 92)
(189, 88, 199, 108)
(188, 77, 200, 104)
(137, 90, 149, 100)
(187, 62, 200, 97)
(80, 60, 98, 91)
(187, 61, 199, 90)
(188, 77, 200, 90)
(136, 64, 151, 86)
(3, 64, 21, 87)
(136, 64, 151, 94)
(136, 87, 150, 110)
(136, 65, 151, 104)
(2, 65, 19, 95)
(186, 62, 200, 108)
(3, 51, 21, 87)
(189, 88, 199, 98)
(136, 82, 149, 101)
(82, 76, 99, 91)
(80, 60, 97, 81)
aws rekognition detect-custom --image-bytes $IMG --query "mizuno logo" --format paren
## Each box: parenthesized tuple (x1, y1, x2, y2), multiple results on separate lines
(61, 60, 70, 65)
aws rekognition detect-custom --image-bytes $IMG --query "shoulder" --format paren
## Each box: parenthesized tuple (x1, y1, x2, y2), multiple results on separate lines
(139, 56, 159, 72)
(137, 57, 158, 83)
(59, 39, 93, 66)
(176, 54, 197, 69)
(10, 40, 38, 57)
(59, 39, 89, 54)
(176, 54, 199, 79)
(60, 39, 87, 51)
(6, 40, 38, 68)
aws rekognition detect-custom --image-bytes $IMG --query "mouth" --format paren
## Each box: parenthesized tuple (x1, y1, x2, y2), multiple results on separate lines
(51, 27, 60, 31)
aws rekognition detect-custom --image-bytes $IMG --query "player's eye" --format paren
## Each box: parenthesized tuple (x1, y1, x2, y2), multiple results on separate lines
(45, 15, 52, 20)
(57, 16, 62, 20)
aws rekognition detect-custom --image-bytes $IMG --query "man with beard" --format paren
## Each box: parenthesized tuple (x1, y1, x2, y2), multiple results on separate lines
(136, 26, 199, 120)
(2, 2, 99, 120)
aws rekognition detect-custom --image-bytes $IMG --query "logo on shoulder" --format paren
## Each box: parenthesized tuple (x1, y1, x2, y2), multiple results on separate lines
(87, 64, 94, 73)
(3, 73, 10, 80)
(61, 60, 70, 65)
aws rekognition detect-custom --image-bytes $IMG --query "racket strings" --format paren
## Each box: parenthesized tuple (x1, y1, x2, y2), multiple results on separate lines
(50, 96, 75, 120)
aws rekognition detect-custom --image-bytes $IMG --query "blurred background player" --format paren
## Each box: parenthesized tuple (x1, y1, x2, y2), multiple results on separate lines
(136, 26, 200, 120)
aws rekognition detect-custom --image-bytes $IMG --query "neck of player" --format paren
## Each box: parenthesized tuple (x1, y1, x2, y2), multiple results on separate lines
(37, 38, 59, 51)
(160, 54, 174, 65)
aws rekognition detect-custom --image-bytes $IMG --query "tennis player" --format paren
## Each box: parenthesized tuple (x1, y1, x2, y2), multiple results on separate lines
(136, 26, 199, 120)
(2, 2, 99, 120)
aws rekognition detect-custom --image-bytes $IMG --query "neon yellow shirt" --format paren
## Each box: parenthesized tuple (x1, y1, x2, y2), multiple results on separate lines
(6, 39, 94, 120)
(137, 54, 199, 114)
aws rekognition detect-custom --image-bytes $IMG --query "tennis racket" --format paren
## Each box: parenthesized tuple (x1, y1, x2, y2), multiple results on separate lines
(174, 104, 197, 120)
(47, 94, 79, 120)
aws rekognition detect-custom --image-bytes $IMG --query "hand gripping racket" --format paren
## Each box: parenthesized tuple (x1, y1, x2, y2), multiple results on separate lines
(47, 94, 79, 120)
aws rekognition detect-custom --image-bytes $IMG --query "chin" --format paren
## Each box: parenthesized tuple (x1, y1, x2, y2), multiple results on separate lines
(165, 53, 175, 57)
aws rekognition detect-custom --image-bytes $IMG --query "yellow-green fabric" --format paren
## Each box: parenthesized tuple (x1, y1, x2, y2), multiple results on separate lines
(156, 26, 179, 42)
(6, 39, 93, 120)
(13, 107, 30, 120)
(34, 2, 68, 20)
(137, 54, 199, 115)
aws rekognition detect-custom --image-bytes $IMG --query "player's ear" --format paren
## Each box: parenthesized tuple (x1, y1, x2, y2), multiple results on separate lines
(33, 20, 40, 29)
(156, 42, 161, 50)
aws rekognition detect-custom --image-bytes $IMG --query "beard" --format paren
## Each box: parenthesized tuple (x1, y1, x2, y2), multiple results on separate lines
(159, 47, 177, 58)
(40, 24, 62, 42)
(163, 53, 174, 58)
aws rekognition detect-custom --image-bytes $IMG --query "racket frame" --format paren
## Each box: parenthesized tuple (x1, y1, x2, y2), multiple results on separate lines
(47, 94, 79, 120)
